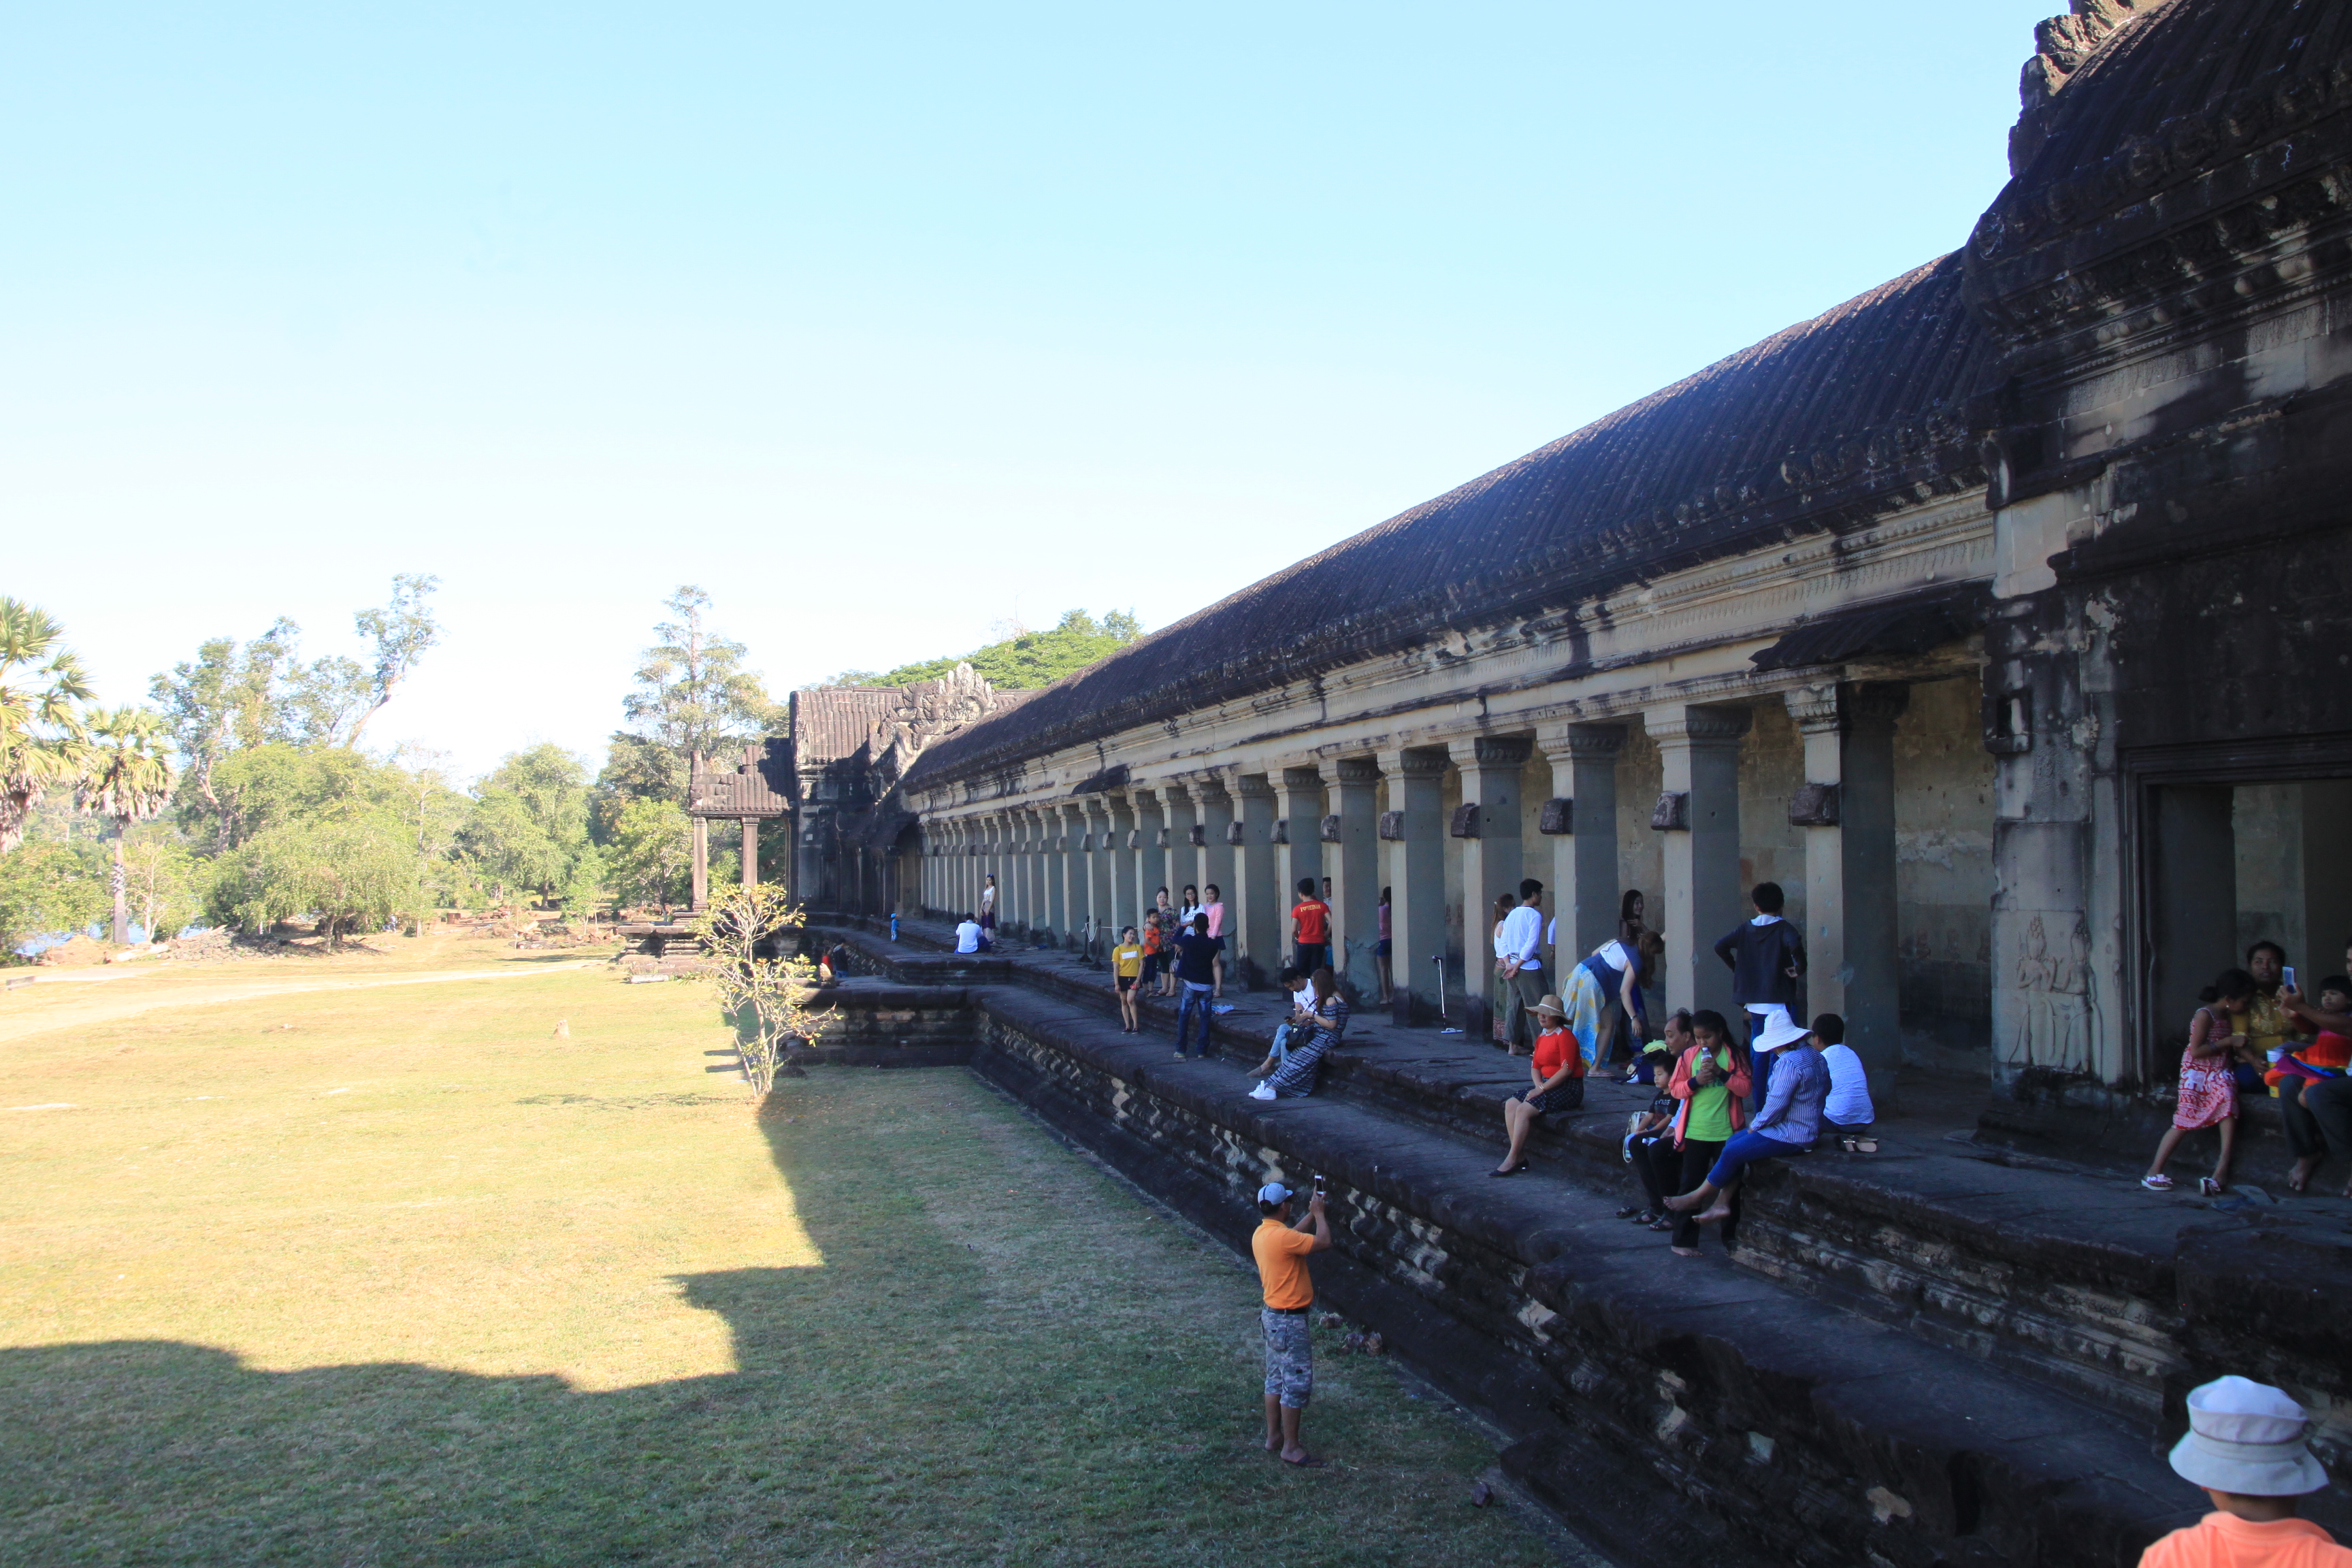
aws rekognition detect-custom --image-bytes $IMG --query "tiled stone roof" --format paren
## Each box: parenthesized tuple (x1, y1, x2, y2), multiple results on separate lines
(911, 251, 1995, 789)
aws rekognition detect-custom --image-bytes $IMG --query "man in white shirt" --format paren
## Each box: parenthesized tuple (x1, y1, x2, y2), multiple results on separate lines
(1496, 879, 1546, 1055)
(954, 914, 982, 954)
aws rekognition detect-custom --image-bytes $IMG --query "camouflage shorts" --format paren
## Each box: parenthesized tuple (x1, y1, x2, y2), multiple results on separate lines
(1261, 1308, 1313, 1408)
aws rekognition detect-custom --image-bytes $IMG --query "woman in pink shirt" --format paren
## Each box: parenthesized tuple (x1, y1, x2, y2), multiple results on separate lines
(1203, 883, 1228, 998)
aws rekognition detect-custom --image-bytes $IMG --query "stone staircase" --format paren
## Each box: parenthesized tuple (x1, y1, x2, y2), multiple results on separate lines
(805, 911, 2352, 1568)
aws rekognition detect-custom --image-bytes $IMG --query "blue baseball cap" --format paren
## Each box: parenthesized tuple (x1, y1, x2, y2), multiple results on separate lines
(1257, 1181, 1293, 1205)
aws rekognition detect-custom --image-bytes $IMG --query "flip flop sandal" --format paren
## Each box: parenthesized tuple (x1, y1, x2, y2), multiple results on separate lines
(1281, 1454, 1328, 1469)
(1840, 1137, 1859, 1153)
(1615, 1205, 1644, 1218)
(1646, 1217, 1674, 1232)
(2140, 1174, 2174, 1191)
(1856, 1139, 1878, 1154)
(2199, 1177, 2225, 1196)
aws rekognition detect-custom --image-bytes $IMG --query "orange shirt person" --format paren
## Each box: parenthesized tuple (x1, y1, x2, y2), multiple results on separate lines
(1251, 1179, 1331, 1468)
(2138, 1376, 2351, 1567)
(1290, 878, 1333, 976)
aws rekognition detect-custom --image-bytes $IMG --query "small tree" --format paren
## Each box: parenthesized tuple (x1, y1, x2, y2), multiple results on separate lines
(691, 884, 828, 1094)
(0, 598, 95, 854)
(608, 796, 691, 917)
(76, 706, 176, 944)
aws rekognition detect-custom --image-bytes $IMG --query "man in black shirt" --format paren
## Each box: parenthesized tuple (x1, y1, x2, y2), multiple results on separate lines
(1714, 881, 1806, 1107)
(1173, 913, 1223, 1060)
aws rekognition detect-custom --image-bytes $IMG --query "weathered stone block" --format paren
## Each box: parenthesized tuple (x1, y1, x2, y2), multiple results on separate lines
(1538, 798, 1573, 835)
(1786, 782, 1840, 827)
(1650, 791, 1689, 830)
(1224, 821, 1246, 845)
(1320, 814, 1342, 843)
(1377, 811, 1405, 841)
(1188, 824, 1206, 847)
(1450, 803, 1481, 838)
(1271, 818, 1290, 845)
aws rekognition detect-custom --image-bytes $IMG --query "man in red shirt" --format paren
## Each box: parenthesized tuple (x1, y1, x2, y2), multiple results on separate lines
(1252, 1179, 1331, 1467)
(2137, 1375, 2350, 1567)
(1290, 879, 1332, 977)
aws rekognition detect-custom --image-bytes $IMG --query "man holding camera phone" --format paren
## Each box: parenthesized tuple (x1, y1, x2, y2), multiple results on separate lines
(1253, 1178, 1332, 1467)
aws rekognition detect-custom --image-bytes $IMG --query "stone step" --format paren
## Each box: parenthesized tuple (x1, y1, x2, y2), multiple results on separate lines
(959, 978, 2216, 1567)
(815, 915, 2352, 1457)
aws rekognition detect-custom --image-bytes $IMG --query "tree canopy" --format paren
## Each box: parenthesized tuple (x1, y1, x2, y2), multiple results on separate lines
(818, 608, 1142, 692)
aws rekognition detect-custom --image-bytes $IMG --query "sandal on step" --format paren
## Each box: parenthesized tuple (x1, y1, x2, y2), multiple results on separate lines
(2199, 1177, 2225, 1196)
(1615, 1205, 1644, 1219)
(2140, 1174, 2174, 1191)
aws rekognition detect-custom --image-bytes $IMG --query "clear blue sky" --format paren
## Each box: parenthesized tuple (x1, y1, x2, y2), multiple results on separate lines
(3, 2, 2056, 780)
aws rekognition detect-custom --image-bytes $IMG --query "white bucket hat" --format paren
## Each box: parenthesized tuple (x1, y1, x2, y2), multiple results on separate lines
(2168, 1376, 2330, 1496)
(1753, 1007, 1810, 1052)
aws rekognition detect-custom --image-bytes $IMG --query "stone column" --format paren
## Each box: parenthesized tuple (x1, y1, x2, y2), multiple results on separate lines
(741, 817, 759, 889)
(1232, 772, 1279, 985)
(1537, 723, 1625, 963)
(1196, 777, 1236, 919)
(1329, 757, 1381, 987)
(691, 815, 710, 912)
(1083, 795, 1114, 949)
(1648, 704, 1752, 1019)
(1132, 788, 1166, 923)
(1163, 784, 1199, 904)
(1056, 804, 1084, 943)
(1450, 734, 1532, 964)
(1276, 766, 1324, 928)
(1377, 747, 1450, 1015)
(1788, 682, 1908, 1083)
(1016, 810, 1041, 936)
(1107, 791, 1139, 937)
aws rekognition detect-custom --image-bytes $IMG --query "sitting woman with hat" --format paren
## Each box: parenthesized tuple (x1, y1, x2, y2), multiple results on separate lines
(1491, 994, 1586, 1177)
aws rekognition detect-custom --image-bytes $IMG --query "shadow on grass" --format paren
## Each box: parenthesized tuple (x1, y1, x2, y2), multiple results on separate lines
(1, 1081, 1541, 1567)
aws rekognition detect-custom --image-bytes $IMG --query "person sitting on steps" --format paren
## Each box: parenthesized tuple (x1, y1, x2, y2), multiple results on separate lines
(1665, 1007, 1825, 1241)
(1491, 994, 1584, 1176)
(1247, 967, 1316, 1078)
(1250, 968, 1348, 1100)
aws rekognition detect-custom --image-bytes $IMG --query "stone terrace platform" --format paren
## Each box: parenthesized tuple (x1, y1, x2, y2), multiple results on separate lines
(805, 913, 2352, 1568)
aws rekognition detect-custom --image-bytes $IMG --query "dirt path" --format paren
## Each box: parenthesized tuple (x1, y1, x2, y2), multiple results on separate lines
(0, 961, 606, 1045)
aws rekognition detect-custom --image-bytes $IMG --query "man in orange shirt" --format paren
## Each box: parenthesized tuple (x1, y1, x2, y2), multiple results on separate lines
(1291, 879, 1333, 977)
(1252, 1179, 1332, 1467)
(2138, 1375, 2351, 1567)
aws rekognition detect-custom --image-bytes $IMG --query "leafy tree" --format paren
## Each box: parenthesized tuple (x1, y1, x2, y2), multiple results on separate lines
(193, 744, 403, 853)
(0, 598, 95, 853)
(821, 608, 1144, 692)
(607, 796, 691, 917)
(609, 586, 780, 806)
(343, 574, 442, 749)
(118, 826, 200, 944)
(207, 816, 422, 947)
(148, 620, 299, 828)
(75, 707, 177, 944)
(692, 883, 827, 1094)
(0, 831, 107, 957)
(460, 745, 591, 907)
(560, 843, 611, 919)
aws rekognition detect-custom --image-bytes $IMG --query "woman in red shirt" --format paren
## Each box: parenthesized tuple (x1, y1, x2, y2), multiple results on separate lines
(1492, 996, 1584, 1176)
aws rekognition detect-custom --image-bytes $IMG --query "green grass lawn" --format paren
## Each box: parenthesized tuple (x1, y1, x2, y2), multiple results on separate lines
(0, 962, 1558, 1565)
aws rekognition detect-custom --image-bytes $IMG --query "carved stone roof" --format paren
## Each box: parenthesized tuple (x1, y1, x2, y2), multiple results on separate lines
(909, 252, 1995, 789)
(689, 740, 791, 819)
(1969, 0, 2352, 348)
(789, 689, 909, 770)
(787, 666, 1036, 798)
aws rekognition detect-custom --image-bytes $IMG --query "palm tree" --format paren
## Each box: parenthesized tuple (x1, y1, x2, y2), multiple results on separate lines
(77, 707, 176, 944)
(0, 598, 95, 853)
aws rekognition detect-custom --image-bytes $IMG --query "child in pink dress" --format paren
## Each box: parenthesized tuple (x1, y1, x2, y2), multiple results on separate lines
(2143, 968, 2255, 1195)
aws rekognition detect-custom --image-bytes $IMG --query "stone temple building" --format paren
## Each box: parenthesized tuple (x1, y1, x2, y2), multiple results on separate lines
(793, 0, 2352, 1121)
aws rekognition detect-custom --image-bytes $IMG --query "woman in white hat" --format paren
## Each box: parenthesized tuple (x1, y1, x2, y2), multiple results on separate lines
(2137, 1375, 2347, 1565)
(1490, 994, 1585, 1176)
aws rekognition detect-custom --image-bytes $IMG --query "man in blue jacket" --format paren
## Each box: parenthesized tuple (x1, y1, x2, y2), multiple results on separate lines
(1714, 881, 1805, 1107)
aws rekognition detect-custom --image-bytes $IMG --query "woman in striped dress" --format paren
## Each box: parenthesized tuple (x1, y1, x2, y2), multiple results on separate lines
(1252, 968, 1349, 1100)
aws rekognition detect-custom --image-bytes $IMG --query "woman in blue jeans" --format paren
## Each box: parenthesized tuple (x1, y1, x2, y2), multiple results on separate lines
(1665, 1010, 1827, 1229)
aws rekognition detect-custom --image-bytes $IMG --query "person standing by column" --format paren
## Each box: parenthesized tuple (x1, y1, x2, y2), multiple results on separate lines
(1172, 913, 1222, 1060)
(1202, 883, 1229, 998)
(1714, 882, 1806, 1109)
(1497, 879, 1547, 1057)
(1291, 878, 1331, 976)
(1375, 887, 1394, 1005)
(1252, 1180, 1331, 1469)
(978, 874, 997, 951)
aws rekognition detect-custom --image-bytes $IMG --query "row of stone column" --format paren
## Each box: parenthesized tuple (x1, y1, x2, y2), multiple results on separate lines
(917, 682, 1908, 1074)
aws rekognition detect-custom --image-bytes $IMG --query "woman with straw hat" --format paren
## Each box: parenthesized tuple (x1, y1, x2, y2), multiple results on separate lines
(1491, 994, 1586, 1176)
